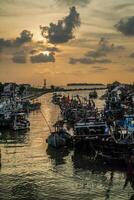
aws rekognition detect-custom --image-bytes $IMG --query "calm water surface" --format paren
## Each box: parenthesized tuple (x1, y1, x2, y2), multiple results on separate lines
(0, 91, 133, 200)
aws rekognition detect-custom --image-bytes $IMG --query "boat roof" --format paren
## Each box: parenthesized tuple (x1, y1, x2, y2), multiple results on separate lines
(74, 122, 107, 128)
(13, 112, 26, 116)
(124, 114, 134, 118)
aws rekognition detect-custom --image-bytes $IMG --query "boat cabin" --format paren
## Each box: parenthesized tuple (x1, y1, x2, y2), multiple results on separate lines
(118, 115, 134, 133)
(11, 112, 30, 131)
(74, 121, 109, 137)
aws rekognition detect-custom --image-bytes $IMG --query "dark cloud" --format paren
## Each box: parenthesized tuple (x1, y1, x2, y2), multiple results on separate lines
(30, 49, 39, 55)
(98, 38, 125, 52)
(69, 57, 94, 64)
(0, 30, 33, 50)
(46, 46, 60, 52)
(69, 57, 77, 64)
(92, 66, 108, 72)
(14, 30, 33, 46)
(12, 52, 27, 64)
(83, 38, 124, 60)
(85, 50, 106, 58)
(69, 38, 124, 65)
(96, 59, 112, 64)
(69, 38, 118, 65)
(55, 0, 91, 7)
(0, 38, 12, 50)
(69, 57, 111, 65)
(30, 52, 55, 63)
(40, 6, 80, 44)
(115, 16, 134, 36)
(129, 52, 134, 58)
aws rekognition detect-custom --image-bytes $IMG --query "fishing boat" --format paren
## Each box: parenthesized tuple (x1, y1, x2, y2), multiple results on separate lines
(29, 101, 41, 111)
(118, 114, 134, 133)
(46, 121, 72, 148)
(89, 90, 98, 99)
(10, 112, 30, 131)
(96, 125, 134, 163)
(52, 93, 62, 105)
(73, 117, 109, 148)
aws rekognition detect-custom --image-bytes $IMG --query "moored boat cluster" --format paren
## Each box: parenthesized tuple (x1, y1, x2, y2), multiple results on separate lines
(48, 83, 134, 165)
(0, 83, 41, 131)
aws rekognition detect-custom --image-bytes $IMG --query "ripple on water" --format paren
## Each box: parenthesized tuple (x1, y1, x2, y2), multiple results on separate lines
(0, 93, 133, 200)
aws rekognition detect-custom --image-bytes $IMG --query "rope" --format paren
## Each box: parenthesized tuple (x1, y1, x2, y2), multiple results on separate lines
(40, 110, 52, 132)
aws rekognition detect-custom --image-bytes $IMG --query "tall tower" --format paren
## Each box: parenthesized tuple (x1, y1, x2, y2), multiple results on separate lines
(43, 79, 47, 89)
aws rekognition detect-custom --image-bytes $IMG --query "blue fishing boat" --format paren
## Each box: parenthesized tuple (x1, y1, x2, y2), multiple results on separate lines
(118, 115, 134, 133)
(46, 121, 72, 148)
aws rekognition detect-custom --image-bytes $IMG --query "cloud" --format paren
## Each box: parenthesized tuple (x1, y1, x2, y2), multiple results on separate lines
(69, 57, 111, 65)
(55, 0, 91, 7)
(69, 38, 119, 65)
(96, 59, 112, 63)
(115, 16, 134, 36)
(30, 52, 55, 63)
(83, 38, 124, 60)
(92, 66, 108, 72)
(69, 57, 94, 64)
(30, 49, 39, 55)
(14, 30, 33, 46)
(40, 6, 80, 44)
(69, 57, 77, 64)
(46, 46, 60, 52)
(12, 52, 27, 64)
(0, 31, 59, 64)
(85, 50, 106, 58)
(125, 67, 134, 72)
(0, 30, 33, 51)
(69, 38, 124, 65)
(0, 38, 12, 50)
(114, 3, 134, 11)
(98, 38, 125, 52)
(129, 52, 134, 58)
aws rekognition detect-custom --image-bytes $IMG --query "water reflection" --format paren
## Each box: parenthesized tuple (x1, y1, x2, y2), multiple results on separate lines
(129, 194, 134, 200)
(124, 174, 134, 190)
(11, 179, 38, 200)
(0, 92, 133, 200)
(46, 146, 70, 166)
(72, 149, 126, 172)
(0, 129, 29, 145)
(47, 145, 134, 200)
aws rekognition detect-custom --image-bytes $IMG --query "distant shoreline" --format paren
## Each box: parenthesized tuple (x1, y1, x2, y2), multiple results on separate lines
(67, 83, 105, 86)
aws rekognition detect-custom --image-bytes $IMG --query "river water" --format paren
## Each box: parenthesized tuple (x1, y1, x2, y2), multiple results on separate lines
(0, 91, 133, 200)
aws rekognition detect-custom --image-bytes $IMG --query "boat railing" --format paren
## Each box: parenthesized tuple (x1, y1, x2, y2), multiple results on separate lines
(110, 125, 134, 144)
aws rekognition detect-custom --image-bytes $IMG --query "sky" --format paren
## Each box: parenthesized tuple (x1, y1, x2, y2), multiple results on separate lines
(0, 0, 134, 86)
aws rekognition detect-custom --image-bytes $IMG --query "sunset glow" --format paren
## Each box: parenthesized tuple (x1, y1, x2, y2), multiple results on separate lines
(0, 0, 134, 85)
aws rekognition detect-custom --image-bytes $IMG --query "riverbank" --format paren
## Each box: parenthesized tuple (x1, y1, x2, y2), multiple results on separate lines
(22, 86, 107, 101)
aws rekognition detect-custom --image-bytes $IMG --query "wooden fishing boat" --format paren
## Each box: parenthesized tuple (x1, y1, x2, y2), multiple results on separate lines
(89, 90, 98, 98)
(29, 102, 41, 111)
(46, 121, 72, 148)
(10, 112, 30, 131)
(73, 118, 109, 149)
